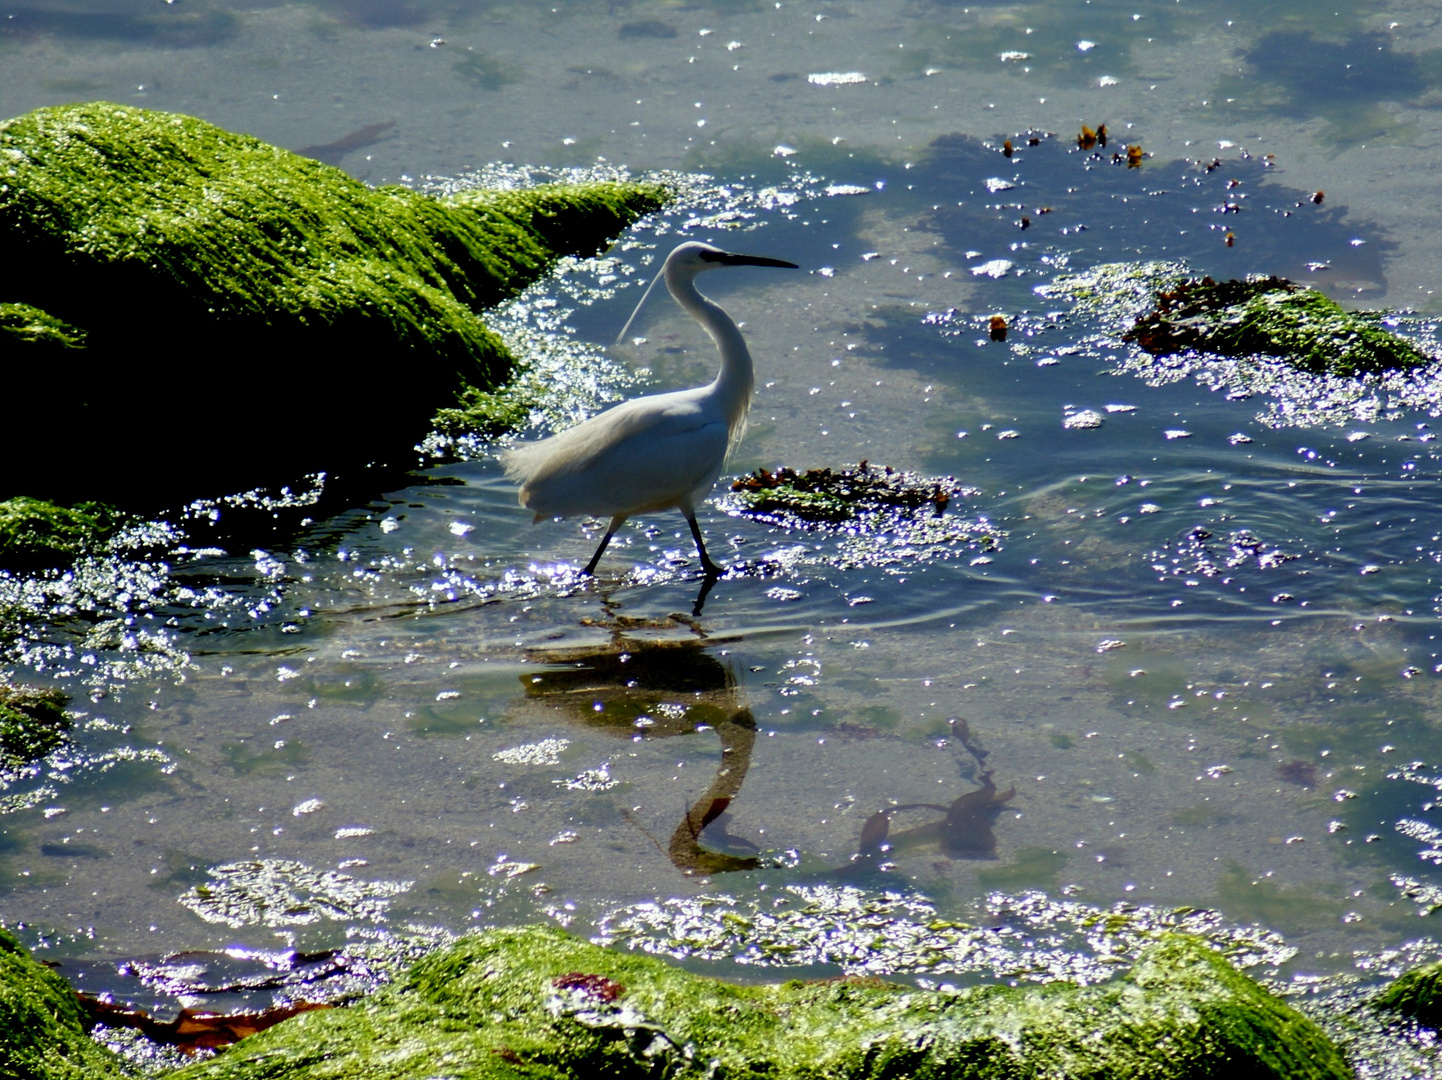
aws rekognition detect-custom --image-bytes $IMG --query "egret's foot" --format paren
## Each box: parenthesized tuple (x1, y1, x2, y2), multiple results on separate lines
(700, 558, 725, 578)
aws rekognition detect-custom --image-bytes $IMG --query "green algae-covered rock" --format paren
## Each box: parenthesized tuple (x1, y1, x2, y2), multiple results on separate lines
(0, 679, 70, 775)
(0, 102, 666, 503)
(169, 924, 1350, 1080)
(1376, 959, 1442, 1027)
(0, 302, 86, 352)
(0, 925, 127, 1079)
(0, 496, 119, 570)
(1125, 275, 1429, 377)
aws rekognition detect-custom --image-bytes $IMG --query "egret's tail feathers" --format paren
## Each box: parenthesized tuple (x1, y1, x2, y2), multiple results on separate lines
(500, 440, 546, 484)
(725, 414, 749, 465)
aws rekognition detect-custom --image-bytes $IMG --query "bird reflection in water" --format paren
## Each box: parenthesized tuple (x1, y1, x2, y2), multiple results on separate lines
(521, 620, 760, 876)
(521, 615, 1015, 878)
(843, 718, 1016, 875)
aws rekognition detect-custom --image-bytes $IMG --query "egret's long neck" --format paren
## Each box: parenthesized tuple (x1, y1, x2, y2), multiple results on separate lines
(668, 269, 754, 443)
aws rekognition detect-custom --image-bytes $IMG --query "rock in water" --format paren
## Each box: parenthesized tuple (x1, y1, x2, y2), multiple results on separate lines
(1376, 959, 1442, 1028)
(0, 926, 128, 1079)
(0, 102, 666, 504)
(162, 924, 1351, 1080)
(0, 495, 119, 569)
(0, 301, 87, 352)
(1125, 275, 1429, 377)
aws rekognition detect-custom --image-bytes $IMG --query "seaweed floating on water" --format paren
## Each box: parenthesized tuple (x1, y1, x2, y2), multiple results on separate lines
(81, 996, 332, 1056)
(728, 461, 959, 525)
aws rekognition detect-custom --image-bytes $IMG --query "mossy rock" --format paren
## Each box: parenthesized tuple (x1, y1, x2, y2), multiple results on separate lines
(0, 925, 127, 1079)
(0, 302, 86, 351)
(169, 924, 1350, 1080)
(432, 383, 536, 441)
(1376, 959, 1442, 1027)
(0, 102, 666, 503)
(0, 679, 70, 775)
(0, 496, 120, 570)
(1124, 275, 1429, 377)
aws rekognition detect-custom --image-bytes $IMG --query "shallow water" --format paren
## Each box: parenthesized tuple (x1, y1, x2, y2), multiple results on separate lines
(7, 0, 1442, 1071)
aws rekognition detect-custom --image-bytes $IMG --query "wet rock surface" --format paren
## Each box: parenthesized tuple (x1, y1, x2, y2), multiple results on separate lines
(0, 102, 665, 504)
(161, 924, 1349, 1080)
(1124, 276, 1429, 377)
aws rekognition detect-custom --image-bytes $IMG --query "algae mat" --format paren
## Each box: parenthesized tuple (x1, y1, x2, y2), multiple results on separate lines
(0, 103, 665, 503)
(163, 925, 1347, 1080)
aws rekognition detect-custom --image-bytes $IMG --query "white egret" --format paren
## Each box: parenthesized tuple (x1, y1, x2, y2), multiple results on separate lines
(502, 241, 798, 576)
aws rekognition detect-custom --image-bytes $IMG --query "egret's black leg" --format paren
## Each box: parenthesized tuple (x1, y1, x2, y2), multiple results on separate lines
(582, 515, 626, 576)
(685, 511, 725, 577)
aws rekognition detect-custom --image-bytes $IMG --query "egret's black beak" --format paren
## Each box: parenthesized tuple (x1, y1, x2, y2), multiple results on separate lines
(702, 250, 800, 269)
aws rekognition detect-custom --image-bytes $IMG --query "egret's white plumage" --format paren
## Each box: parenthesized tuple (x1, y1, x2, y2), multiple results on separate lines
(501, 241, 798, 575)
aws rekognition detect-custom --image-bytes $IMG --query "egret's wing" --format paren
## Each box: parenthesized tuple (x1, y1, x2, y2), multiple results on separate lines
(574, 417, 729, 514)
(504, 391, 728, 518)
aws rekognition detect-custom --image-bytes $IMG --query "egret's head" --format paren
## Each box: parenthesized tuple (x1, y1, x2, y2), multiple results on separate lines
(667, 240, 800, 276)
(615, 242, 798, 344)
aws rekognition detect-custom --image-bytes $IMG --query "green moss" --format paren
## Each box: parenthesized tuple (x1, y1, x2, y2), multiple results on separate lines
(0, 102, 667, 499)
(0, 925, 127, 1079)
(0, 496, 119, 569)
(0, 680, 69, 775)
(1376, 960, 1442, 1027)
(1125, 276, 1429, 376)
(169, 925, 1349, 1080)
(432, 380, 537, 439)
(0, 302, 86, 351)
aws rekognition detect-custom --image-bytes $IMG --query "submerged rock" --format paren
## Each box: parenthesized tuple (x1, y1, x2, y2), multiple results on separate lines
(167, 924, 1349, 1080)
(1376, 959, 1442, 1027)
(0, 102, 666, 503)
(0, 679, 69, 776)
(1124, 275, 1429, 377)
(0, 926, 127, 1079)
(0, 496, 120, 570)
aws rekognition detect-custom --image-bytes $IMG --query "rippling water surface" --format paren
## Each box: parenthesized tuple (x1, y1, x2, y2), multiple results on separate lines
(7, 0, 1442, 1071)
